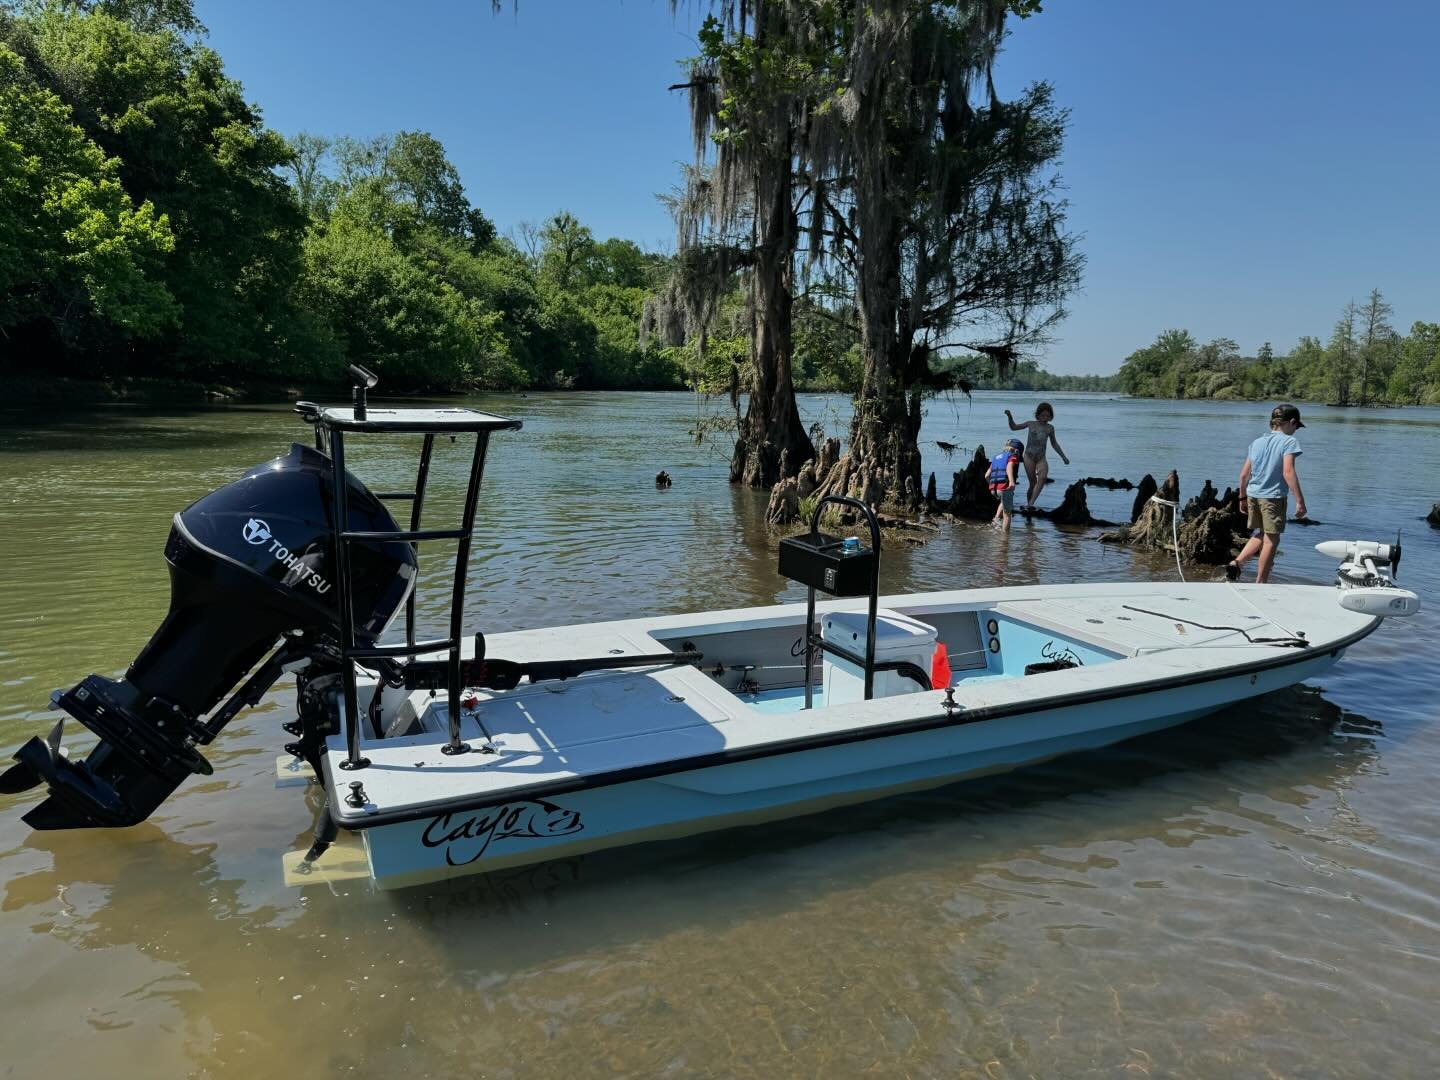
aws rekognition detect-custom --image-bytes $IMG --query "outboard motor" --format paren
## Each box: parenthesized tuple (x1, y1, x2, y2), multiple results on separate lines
(1, 442, 416, 829)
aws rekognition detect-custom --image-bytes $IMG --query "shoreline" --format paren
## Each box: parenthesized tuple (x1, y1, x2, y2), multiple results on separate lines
(0, 373, 1428, 411)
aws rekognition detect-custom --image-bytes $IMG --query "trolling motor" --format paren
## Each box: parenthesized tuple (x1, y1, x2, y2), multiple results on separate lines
(0, 427, 419, 829)
(1316, 538, 1420, 617)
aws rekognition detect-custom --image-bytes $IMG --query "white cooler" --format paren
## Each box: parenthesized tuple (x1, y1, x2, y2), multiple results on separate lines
(820, 608, 938, 706)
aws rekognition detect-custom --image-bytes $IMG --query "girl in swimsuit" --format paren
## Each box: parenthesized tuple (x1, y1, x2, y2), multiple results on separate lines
(1005, 402, 1070, 509)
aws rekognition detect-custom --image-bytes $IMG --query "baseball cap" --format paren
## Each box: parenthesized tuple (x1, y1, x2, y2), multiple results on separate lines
(1006, 438, 1024, 452)
(1271, 403, 1304, 427)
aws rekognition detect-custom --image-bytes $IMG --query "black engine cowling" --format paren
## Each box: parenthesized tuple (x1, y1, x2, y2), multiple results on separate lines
(133, 442, 416, 717)
(8, 442, 416, 829)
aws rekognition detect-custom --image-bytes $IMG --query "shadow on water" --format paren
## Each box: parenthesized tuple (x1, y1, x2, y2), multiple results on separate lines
(385, 684, 1380, 963)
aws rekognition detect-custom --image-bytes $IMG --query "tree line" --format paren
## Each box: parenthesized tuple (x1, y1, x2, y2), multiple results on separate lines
(1117, 291, 1440, 406)
(0, 0, 680, 391)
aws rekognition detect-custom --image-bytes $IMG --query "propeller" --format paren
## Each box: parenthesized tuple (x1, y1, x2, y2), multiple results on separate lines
(1392, 529, 1403, 580)
(0, 717, 64, 795)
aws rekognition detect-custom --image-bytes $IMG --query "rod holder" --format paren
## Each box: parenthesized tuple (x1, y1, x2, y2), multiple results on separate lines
(349, 363, 378, 421)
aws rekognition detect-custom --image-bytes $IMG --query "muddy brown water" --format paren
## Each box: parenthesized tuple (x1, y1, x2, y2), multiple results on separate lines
(2, 391, 1438, 1078)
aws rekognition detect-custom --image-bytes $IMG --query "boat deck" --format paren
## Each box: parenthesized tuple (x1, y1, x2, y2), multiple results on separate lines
(323, 583, 1376, 827)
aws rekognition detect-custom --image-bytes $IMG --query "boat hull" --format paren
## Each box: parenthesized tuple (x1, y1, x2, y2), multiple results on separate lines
(358, 645, 1346, 890)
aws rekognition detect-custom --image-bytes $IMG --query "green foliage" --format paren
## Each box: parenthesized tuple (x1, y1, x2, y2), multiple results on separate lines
(1116, 293, 1437, 405)
(299, 214, 505, 390)
(537, 211, 594, 291)
(1325, 308, 1357, 406)
(1116, 329, 1195, 397)
(578, 282, 682, 388)
(53, 0, 205, 35)
(589, 238, 657, 289)
(792, 292, 863, 392)
(1386, 322, 1440, 404)
(0, 3, 673, 392)
(666, 331, 747, 396)
(0, 39, 176, 349)
(5, 4, 308, 371)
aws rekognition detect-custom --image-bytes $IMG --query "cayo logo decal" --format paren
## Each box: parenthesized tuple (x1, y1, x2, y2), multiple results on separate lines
(240, 518, 331, 594)
(1040, 640, 1084, 666)
(421, 800, 584, 867)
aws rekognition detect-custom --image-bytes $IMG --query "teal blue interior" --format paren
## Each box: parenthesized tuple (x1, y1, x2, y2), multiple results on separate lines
(961, 612, 1120, 681)
(738, 611, 1121, 714)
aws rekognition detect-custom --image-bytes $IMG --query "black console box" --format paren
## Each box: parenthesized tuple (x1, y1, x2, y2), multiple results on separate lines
(778, 531, 876, 597)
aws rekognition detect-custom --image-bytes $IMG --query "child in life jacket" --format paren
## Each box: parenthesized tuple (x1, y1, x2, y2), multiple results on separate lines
(989, 438, 1024, 530)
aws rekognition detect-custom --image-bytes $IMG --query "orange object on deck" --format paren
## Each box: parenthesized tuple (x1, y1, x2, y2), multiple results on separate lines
(930, 642, 952, 690)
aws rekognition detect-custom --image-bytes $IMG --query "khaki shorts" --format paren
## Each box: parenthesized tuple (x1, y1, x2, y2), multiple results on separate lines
(1246, 496, 1287, 535)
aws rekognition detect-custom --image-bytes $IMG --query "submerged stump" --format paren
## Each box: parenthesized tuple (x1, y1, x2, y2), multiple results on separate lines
(1080, 476, 1135, 491)
(1183, 485, 1247, 564)
(1103, 470, 1179, 548)
(1130, 474, 1158, 524)
(1048, 481, 1095, 525)
(1101, 472, 1248, 565)
(1181, 479, 1219, 522)
(948, 446, 998, 521)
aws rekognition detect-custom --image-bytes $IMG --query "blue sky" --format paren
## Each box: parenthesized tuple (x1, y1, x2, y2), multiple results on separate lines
(198, 0, 1440, 375)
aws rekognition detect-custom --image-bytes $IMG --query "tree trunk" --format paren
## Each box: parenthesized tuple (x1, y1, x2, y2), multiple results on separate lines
(845, 162, 922, 507)
(729, 106, 813, 488)
(837, 16, 924, 511)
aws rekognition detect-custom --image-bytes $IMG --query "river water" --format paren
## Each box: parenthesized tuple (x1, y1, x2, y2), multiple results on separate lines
(1, 391, 1437, 1078)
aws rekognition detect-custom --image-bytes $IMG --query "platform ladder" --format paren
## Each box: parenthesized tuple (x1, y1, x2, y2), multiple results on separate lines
(300, 367, 522, 769)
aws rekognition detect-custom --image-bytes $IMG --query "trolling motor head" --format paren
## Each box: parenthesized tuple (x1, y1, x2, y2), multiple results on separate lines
(1, 440, 417, 828)
(1315, 539, 1402, 571)
(1316, 537, 1419, 617)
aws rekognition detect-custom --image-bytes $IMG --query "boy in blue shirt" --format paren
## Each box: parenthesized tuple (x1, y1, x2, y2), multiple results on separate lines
(1226, 404, 1308, 583)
